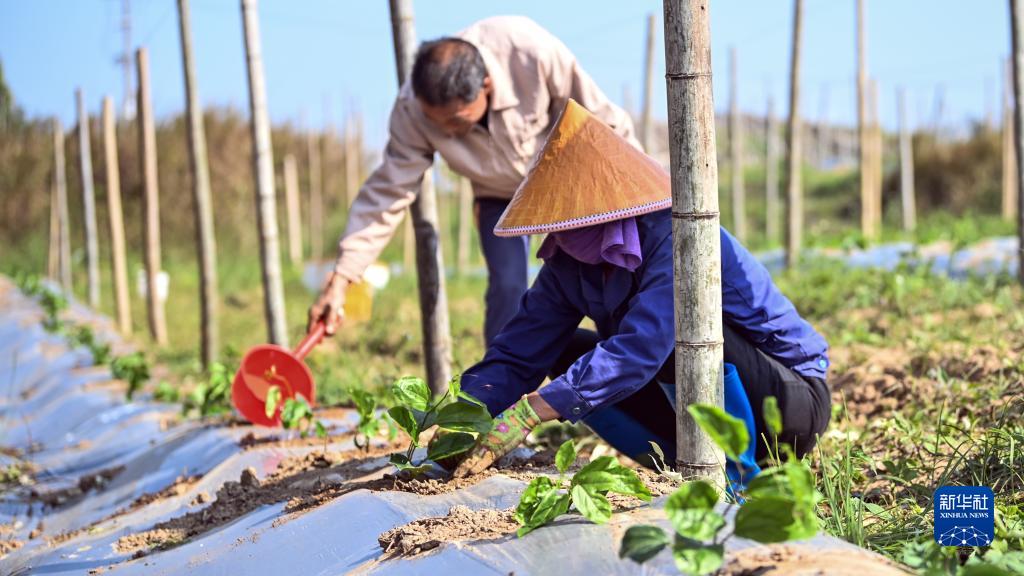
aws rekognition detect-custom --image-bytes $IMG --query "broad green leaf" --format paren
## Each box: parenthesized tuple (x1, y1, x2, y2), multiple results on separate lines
(387, 406, 420, 441)
(392, 376, 431, 412)
(734, 496, 818, 543)
(358, 417, 380, 438)
(619, 525, 670, 564)
(447, 376, 461, 399)
(665, 481, 724, 541)
(672, 539, 724, 575)
(348, 387, 376, 417)
(763, 396, 782, 436)
(959, 566, 1014, 576)
(412, 408, 438, 432)
(687, 403, 749, 461)
(426, 431, 476, 461)
(436, 402, 493, 434)
(743, 467, 792, 499)
(783, 459, 819, 507)
(264, 385, 281, 419)
(555, 440, 577, 474)
(571, 456, 652, 501)
(517, 491, 570, 537)
(314, 420, 327, 439)
(388, 453, 432, 476)
(515, 476, 570, 536)
(571, 484, 611, 524)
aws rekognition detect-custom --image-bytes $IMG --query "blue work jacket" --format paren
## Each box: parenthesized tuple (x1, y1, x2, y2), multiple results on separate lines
(461, 209, 829, 422)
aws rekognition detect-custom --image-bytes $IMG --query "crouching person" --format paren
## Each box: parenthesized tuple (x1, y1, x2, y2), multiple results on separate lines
(449, 100, 832, 485)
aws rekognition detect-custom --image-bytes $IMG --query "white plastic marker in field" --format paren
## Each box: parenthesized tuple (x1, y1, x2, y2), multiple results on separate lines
(136, 269, 170, 303)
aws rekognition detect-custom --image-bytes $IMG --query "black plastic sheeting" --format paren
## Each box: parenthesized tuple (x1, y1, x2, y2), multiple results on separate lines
(0, 277, 889, 575)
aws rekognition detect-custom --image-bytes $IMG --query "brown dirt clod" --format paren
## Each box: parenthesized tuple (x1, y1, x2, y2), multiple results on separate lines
(720, 544, 913, 576)
(378, 505, 519, 558)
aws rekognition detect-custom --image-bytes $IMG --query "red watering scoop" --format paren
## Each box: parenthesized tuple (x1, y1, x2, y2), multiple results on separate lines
(231, 321, 326, 427)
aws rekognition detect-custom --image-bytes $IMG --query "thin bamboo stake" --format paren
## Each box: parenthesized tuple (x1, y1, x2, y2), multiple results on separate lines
(48, 176, 59, 281)
(136, 47, 168, 345)
(178, 0, 219, 366)
(457, 175, 472, 274)
(765, 96, 780, 245)
(784, 0, 804, 268)
(728, 47, 746, 241)
(403, 210, 415, 272)
(389, 0, 453, 396)
(1004, 58, 1019, 221)
(53, 119, 72, 292)
(640, 12, 657, 154)
(308, 130, 324, 261)
(857, 0, 874, 240)
(76, 88, 100, 308)
(284, 153, 303, 265)
(241, 0, 288, 345)
(663, 0, 724, 483)
(1010, 0, 1024, 285)
(870, 78, 883, 234)
(898, 87, 916, 232)
(102, 97, 132, 334)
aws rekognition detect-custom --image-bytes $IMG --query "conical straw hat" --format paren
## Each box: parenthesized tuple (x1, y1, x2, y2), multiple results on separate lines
(494, 98, 671, 237)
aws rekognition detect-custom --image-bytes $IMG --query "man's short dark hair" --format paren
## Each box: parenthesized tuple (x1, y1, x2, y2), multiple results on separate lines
(411, 38, 487, 106)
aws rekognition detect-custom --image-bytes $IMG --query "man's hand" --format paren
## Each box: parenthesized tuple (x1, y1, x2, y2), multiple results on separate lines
(307, 273, 349, 336)
(452, 394, 544, 478)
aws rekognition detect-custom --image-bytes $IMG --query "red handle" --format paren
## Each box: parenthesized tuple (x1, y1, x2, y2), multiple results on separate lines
(294, 320, 326, 360)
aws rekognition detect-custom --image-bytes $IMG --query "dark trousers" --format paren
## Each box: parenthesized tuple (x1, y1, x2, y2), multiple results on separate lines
(476, 198, 530, 345)
(550, 325, 831, 464)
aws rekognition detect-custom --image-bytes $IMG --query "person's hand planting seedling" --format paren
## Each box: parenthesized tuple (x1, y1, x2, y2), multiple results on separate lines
(449, 395, 542, 478)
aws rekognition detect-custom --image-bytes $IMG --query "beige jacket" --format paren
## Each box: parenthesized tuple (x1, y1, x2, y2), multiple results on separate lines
(333, 15, 639, 281)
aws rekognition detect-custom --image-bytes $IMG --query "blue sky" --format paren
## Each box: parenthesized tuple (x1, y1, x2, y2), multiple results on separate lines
(0, 0, 1010, 148)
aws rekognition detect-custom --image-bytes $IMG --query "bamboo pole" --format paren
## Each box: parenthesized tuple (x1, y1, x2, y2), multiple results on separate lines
(784, 0, 804, 269)
(1004, 58, 1019, 221)
(898, 87, 916, 233)
(857, 0, 874, 240)
(389, 0, 453, 396)
(457, 175, 472, 274)
(48, 177, 59, 281)
(136, 48, 168, 345)
(102, 97, 132, 334)
(870, 78, 882, 234)
(308, 130, 324, 261)
(1010, 0, 1024, 285)
(241, 0, 288, 346)
(53, 119, 72, 293)
(284, 153, 303, 265)
(640, 12, 657, 154)
(728, 47, 746, 242)
(178, 0, 219, 366)
(403, 210, 415, 272)
(663, 0, 724, 483)
(76, 88, 100, 308)
(765, 96, 780, 245)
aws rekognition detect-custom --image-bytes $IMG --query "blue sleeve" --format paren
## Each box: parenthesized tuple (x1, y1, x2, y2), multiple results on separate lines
(460, 263, 585, 416)
(539, 234, 675, 422)
(720, 228, 829, 377)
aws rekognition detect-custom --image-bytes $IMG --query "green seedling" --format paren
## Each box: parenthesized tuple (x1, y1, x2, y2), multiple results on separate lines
(111, 352, 150, 401)
(264, 387, 328, 440)
(515, 439, 652, 537)
(153, 381, 180, 403)
(386, 375, 492, 477)
(619, 402, 820, 575)
(66, 324, 112, 365)
(182, 362, 233, 417)
(38, 289, 67, 333)
(348, 387, 390, 451)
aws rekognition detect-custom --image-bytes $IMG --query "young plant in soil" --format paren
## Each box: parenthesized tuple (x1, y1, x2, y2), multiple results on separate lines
(347, 387, 394, 451)
(182, 362, 233, 417)
(515, 440, 652, 536)
(619, 401, 820, 575)
(111, 352, 151, 401)
(66, 324, 112, 365)
(386, 376, 492, 476)
(265, 387, 328, 440)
